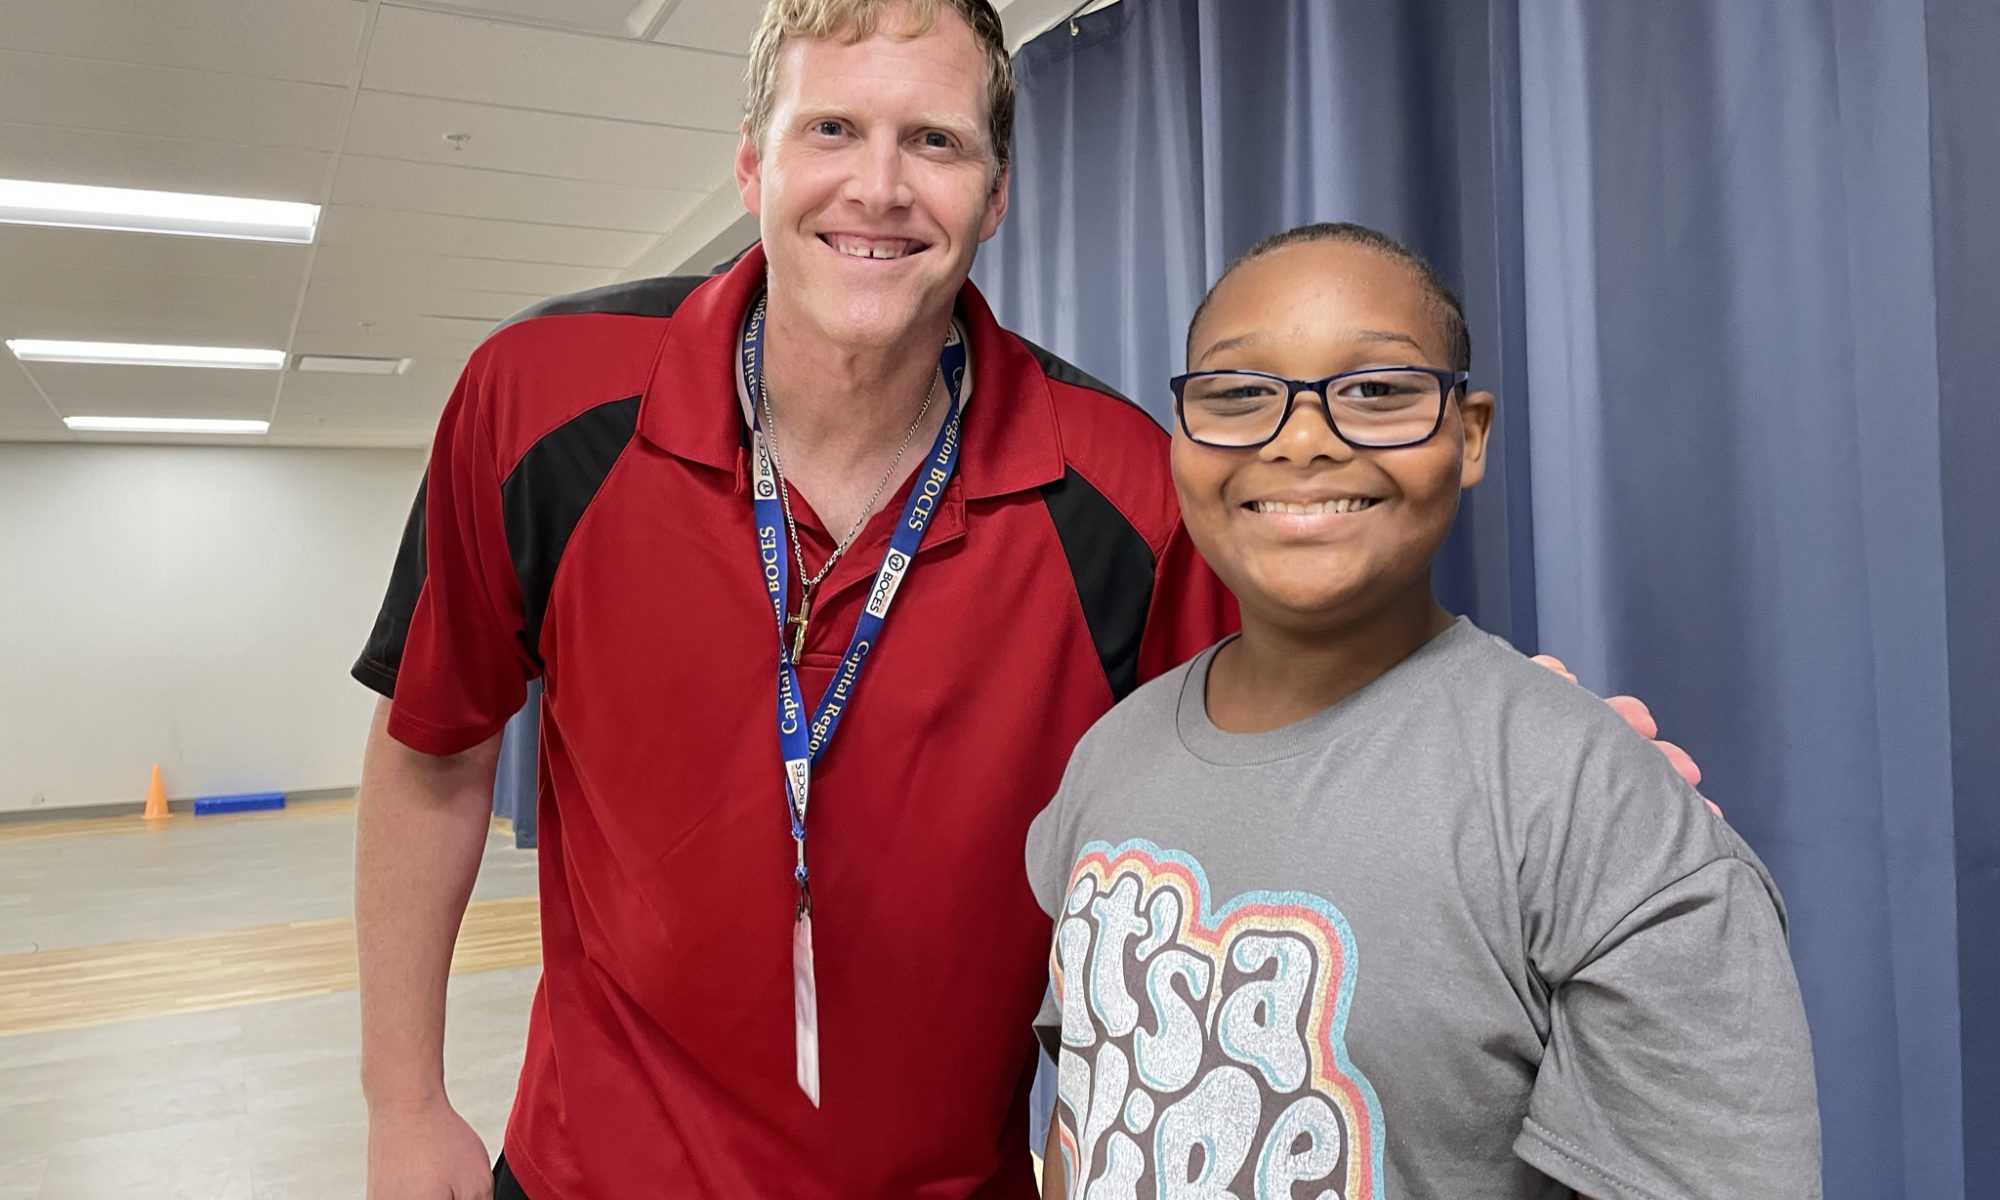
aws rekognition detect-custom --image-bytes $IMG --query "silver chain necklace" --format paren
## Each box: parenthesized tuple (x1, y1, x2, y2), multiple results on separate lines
(756, 308, 943, 660)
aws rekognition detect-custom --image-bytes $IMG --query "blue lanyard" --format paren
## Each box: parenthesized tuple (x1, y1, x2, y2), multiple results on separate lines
(742, 294, 968, 917)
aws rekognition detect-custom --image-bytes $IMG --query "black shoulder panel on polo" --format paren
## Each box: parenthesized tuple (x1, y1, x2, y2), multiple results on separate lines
(1018, 337, 1157, 422)
(501, 395, 643, 667)
(492, 274, 708, 335)
(354, 478, 429, 698)
(351, 396, 642, 695)
(351, 276, 682, 699)
(1042, 468, 1156, 703)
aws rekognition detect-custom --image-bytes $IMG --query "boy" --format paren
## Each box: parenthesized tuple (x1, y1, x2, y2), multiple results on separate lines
(1027, 224, 1822, 1199)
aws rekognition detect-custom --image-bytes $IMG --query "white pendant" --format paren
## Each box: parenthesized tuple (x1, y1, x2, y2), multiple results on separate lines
(793, 912, 822, 1107)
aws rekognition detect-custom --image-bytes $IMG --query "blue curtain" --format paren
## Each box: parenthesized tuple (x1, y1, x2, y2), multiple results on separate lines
(976, 2, 1998, 1196)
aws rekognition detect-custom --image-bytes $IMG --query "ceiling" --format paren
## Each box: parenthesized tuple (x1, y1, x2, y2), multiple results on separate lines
(0, 0, 1106, 449)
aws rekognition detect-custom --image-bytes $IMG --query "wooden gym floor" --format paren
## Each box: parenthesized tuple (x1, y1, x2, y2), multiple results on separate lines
(0, 798, 541, 1199)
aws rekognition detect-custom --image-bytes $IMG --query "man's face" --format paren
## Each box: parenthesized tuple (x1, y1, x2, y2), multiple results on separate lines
(737, 6, 1010, 350)
(1172, 241, 1493, 634)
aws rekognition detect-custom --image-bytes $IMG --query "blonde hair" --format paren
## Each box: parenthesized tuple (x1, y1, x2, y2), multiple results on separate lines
(744, 0, 1015, 175)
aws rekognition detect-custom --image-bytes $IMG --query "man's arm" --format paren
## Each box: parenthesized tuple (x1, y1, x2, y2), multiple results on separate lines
(356, 698, 505, 1200)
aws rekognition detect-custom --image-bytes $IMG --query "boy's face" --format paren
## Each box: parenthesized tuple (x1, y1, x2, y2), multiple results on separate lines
(1172, 240, 1494, 634)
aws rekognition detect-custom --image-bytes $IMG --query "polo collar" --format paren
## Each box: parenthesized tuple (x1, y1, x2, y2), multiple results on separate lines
(636, 243, 1066, 500)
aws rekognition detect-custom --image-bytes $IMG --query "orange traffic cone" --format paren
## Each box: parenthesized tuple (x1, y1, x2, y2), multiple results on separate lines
(143, 764, 169, 820)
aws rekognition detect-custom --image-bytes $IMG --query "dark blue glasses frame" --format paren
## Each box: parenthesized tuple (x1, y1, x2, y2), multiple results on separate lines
(1169, 365, 1470, 450)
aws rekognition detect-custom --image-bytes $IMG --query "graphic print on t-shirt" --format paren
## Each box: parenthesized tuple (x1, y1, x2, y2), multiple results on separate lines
(1051, 839, 1385, 1199)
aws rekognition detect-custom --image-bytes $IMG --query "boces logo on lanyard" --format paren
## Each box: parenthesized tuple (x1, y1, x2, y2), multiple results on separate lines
(741, 293, 968, 1105)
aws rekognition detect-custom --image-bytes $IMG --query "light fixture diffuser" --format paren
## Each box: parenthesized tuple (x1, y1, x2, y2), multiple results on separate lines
(295, 354, 412, 376)
(6, 340, 286, 370)
(65, 416, 270, 435)
(0, 179, 319, 243)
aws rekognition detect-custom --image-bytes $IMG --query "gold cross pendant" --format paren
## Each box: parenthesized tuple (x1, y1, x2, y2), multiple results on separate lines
(788, 595, 812, 661)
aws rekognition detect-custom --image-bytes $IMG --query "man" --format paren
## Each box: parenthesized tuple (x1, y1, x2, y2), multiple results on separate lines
(353, 3, 1694, 1197)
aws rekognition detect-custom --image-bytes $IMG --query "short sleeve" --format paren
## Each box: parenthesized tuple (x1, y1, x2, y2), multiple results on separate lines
(1515, 855, 1823, 1199)
(1024, 775, 1072, 922)
(1137, 519, 1236, 683)
(1026, 752, 1085, 1059)
(352, 360, 535, 756)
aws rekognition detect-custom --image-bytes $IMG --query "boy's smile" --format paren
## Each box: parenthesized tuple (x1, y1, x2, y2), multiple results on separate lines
(1242, 489, 1382, 526)
(1172, 239, 1494, 636)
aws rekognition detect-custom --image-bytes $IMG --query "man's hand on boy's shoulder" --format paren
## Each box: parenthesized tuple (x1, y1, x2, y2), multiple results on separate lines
(1530, 654, 1717, 811)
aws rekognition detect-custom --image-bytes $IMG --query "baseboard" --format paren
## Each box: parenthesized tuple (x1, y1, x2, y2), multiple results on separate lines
(286, 787, 358, 806)
(0, 786, 358, 825)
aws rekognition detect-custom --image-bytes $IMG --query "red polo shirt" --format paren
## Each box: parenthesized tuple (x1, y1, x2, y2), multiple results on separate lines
(355, 246, 1234, 1199)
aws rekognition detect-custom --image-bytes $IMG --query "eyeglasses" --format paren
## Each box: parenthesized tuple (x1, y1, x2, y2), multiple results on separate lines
(1169, 366, 1469, 450)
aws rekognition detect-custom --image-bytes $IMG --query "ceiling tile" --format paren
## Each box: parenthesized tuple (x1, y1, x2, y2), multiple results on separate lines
(280, 367, 456, 407)
(0, 0, 367, 87)
(292, 310, 502, 348)
(274, 408, 443, 450)
(0, 0, 798, 448)
(270, 372, 450, 444)
(3, 266, 303, 326)
(0, 123, 329, 202)
(389, 0, 649, 37)
(0, 293, 299, 346)
(653, 0, 761, 55)
(294, 278, 545, 345)
(0, 51, 352, 152)
(0, 225, 311, 280)
(24, 363, 283, 405)
(361, 4, 745, 129)
(289, 331, 479, 365)
(1, 277, 300, 351)
(311, 245, 616, 297)
(42, 389, 277, 422)
(0, 358, 45, 401)
(330, 155, 704, 232)
(0, 407, 67, 439)
(299, 277, 534, 323)
(0, 409, 68, 439)
(315, 205, 661, 267)
(343, 92, 737, 190)
(266, 426, 430, 448)
(267, 425, 437, 449)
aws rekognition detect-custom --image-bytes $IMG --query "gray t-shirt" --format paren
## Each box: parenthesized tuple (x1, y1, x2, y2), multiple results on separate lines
(1025, 619, 1821, 1200)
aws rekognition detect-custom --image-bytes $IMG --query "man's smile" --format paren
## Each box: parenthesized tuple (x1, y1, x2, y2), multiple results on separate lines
(819, 233, 931, 261)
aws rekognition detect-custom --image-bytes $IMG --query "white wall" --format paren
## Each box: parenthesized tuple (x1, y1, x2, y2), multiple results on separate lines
(0, 443, 425, 814)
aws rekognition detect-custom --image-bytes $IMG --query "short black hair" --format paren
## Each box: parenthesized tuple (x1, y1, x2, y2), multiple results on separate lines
(1186, 222, 1471, 374)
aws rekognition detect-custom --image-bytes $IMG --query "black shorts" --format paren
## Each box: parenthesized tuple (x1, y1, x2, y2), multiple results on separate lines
(494, 1154, 531, 1200)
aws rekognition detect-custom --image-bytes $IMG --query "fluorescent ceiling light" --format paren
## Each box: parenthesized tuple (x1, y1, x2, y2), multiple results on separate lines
(65, 416, 270, 435)
(7, 339, 285, 370)
(0, 178, 319, 243)
(296, 354, 412, 376)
